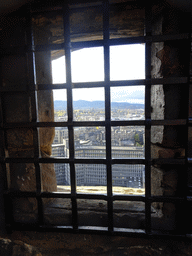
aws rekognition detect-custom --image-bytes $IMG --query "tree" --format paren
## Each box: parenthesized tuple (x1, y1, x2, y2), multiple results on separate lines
(134, 133, 141, 146)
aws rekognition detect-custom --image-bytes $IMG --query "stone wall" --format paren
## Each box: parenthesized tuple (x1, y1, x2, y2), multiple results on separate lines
(0, 0, 190, 233)
(151, 5, 189, 230)
(0, 12, 57, 213)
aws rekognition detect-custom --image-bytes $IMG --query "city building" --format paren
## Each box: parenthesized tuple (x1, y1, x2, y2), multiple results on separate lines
(51, 144, 69, 185)
(52, 143, 145, 188)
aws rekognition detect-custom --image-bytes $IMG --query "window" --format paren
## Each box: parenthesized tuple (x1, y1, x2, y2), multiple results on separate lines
(0, 0, 191, 236)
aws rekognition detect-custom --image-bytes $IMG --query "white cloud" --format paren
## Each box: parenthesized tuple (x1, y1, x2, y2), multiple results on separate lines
(52, 44, 145, 102)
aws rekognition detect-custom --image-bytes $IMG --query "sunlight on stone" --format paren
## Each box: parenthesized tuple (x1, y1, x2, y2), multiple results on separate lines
(57, 185, 145, 195)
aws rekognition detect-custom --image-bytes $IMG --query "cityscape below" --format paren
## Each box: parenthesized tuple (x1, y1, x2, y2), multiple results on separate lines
(52, 103, 145, 190)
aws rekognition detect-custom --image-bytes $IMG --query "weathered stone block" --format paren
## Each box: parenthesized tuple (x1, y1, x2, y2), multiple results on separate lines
(151, 166, 163, 197)
(0, 238, 42, 256)
(10, 151, 57, 212)
(3, 94, 31, 123)
(7, 129, 34, 153)
(38, 91, 55, 156)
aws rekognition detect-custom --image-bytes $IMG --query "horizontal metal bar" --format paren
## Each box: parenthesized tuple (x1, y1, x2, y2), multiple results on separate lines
(3, 119, 188, 129)
(0, 77, 187, 93)
(150, 196, 186, 203)
(72, 81, 106, 88)
(112, 195, 145, 202)
(31, 0, 142, 13)
(38, 83, 68, 90)
(0, 34, 189, 56)
(4, 190, 107, 200)
(113, 195, 186, 203)
(2, 157, 187, 166)
(41, 192, 71, 199)
(8, 222, 188, 239)
(152, 158, 185, 165)
(71, 40, 104, 50)
(151, 119, 187, 125)
(39, 77, 188, 90)
(74, 158, 144, 165)
(69, 1, 102, 10)
(69, 0, 143, 11)
(3, 121, 106, 129)
(148, 33, 189, 42)
(1, 157, 70, 164)
(112, 119, 187, 126)
(2, 157, 146, 165)
(111, 159, 145, 165)
(35, 43, 65, 52)
(72, 121, 105, 127)
(110, 34, 189, 46)
(38, 82, 105, 90)
(3, 122, 69, 129)
(74, 159, 106, 164)
(76, 194, 107, 200)
(110, 77, 187, 86)
(111, 120, 145, 126)
(4, 190, 38, 198)
(4, 189, 187, 203)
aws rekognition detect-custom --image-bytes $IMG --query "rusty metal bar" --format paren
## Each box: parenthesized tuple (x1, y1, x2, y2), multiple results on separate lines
(26, 5, 44, 226)
(144, 3, 152, 235)
(63, 2, 78, 231)
(103, 0, 113, 232)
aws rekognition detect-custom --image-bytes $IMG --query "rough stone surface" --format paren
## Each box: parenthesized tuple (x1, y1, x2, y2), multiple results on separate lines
(35, 47, 55, 156)
(0, 238, 42, 256)
(38, 90, 55, 156)
(151, 166, 164, 197)
(32, 3, 145, 60)
(0, 1, 191, 246)
(151, 143, 180, 219)
(3, 231, 192, 256)
(1, 15, 57, 202)
(11, 152, 57, 212)
(150, 7, 188, 232)
(151, 17, 164, 145)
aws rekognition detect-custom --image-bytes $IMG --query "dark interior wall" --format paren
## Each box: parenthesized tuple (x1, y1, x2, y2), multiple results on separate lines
(0, 1, 191, 254)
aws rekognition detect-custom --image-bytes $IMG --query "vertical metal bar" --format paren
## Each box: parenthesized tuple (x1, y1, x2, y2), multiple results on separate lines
(0, 95, 10, 232)
(26, 5, 44, 226)
(185, 13, 192, 235)
(103, 0, 113, 232)
(63, 2, 78, 230)
(144, 3, 152, 234)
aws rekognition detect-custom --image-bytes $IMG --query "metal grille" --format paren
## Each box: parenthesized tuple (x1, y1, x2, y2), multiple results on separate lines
(0, 0, 192, 237)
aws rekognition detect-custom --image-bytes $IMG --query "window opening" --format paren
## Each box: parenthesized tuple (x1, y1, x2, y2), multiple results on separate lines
(52, 45, 145, 195)
(0, 0, 191, 237)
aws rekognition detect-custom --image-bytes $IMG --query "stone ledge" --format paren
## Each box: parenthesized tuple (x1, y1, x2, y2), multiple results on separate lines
(0, 238, 42, 256)
(12, 185, 176, 231)
(57, 185, 145, 195)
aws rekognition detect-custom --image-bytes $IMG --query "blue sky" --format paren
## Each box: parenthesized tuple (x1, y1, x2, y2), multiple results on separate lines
(52, 44, 145, 103)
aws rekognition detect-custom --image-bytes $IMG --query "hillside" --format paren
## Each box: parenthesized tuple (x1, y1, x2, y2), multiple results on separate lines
(54, 100, 144, 111)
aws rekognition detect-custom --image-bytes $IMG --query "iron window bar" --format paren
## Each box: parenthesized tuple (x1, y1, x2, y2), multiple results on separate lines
(63, 2, 78, 231)
(0, 77, 188, 92)
(0, 34, 190, 58)
(103, 0, 113, 232)
(0, 0, 191, 237)
(144, 2, 152, 235)
(1, 157, 187, 166)
(4, 190, 186, 204)
(1, 119, 189, 129)
(26, 8, 44, 227)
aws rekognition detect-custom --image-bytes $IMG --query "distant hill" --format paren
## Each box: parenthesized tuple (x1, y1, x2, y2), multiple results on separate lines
(54, 100, 144, 111)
